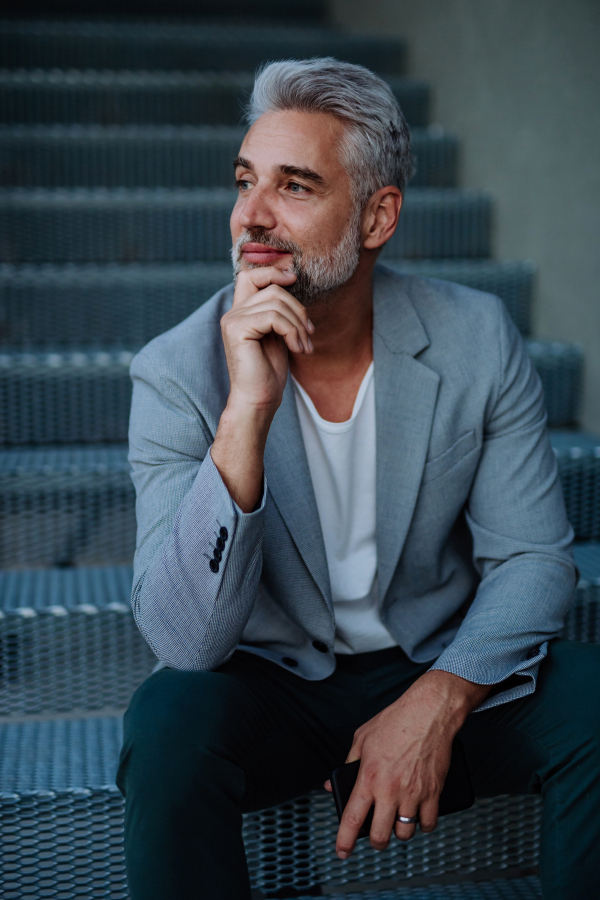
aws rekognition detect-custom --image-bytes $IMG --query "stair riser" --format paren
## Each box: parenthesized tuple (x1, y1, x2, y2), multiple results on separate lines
(0, 786, 541, 899)
(0, 128, 457, 189)
(0, 29, 405, 74)
(0, 75, 429, 128)
(0, 190, 492, 263)
(0, 260, 534, 348)
(0, 586, 596, 716)
(0, 610, 156, 716)
(0, 341, 577, 446)
(0, 472, 136, 567)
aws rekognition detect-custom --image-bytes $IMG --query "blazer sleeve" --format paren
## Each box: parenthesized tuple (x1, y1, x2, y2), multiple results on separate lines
(430, 297, 578, 711)
(128, 348, 266, 671)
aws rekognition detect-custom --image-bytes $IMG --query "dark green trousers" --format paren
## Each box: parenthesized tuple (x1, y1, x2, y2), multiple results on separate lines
(117, 640, 600, 899)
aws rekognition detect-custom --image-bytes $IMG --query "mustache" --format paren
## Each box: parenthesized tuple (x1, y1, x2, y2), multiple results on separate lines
(232, 228, 304, 264)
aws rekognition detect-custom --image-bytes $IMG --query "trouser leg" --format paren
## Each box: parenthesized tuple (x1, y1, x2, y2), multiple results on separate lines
(116, 654, 353, 900)
(458, 640, 600, 900)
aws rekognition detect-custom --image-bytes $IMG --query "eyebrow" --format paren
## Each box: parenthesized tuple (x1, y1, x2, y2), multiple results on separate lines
(233, 157, 326, 187)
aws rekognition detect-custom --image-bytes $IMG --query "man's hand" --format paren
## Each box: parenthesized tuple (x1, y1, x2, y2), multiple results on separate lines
(325, 670, 490, 858)
(221, 266, 314, 413)
(211, 266, 314, 512)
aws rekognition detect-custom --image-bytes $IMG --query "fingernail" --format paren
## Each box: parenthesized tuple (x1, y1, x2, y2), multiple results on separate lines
(307, 319, 315, 333)
(307, 338, 314, 352)
(283, 266, 295, 275)
(337, 851, 349, 860)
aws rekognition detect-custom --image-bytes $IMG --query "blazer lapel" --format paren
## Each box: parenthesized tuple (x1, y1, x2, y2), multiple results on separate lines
(263, 377, 333, 611)
(373, 266, 440, 604)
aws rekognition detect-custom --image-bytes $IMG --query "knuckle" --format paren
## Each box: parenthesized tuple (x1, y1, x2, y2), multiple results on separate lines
(343, 811, 364, 829)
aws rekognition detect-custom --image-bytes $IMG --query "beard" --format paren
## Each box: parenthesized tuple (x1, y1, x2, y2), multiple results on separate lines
(231, 210, 362, 307)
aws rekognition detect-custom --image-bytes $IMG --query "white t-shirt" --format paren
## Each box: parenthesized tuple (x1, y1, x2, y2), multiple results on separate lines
(293, 363, 397, 654)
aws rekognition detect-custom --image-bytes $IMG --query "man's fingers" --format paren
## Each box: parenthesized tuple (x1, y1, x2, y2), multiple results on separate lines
(416, 796, 439, 835)
(235, 265, 297, 298)
(393, 801, 420, 842)
(336, 791, 372, 859)
(368, 800, 398, 851)
(234, 296, 313, 352)
(246, 310, 309, 355)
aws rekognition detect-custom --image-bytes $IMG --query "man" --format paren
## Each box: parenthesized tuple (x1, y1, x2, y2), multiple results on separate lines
(117, 59, 600, 899)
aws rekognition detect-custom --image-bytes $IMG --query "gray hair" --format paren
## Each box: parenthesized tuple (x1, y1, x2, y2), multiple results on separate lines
(245, 57, 415, 207)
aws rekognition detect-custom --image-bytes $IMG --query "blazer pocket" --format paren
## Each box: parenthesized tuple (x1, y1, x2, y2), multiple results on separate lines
(422, 429, 478, 484)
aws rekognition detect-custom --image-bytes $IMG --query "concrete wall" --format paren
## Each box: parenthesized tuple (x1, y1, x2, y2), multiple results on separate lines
(331, 0, 600, 432)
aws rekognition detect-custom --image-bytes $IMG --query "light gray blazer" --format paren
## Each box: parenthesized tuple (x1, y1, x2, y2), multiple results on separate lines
(128, 264, 576, 711)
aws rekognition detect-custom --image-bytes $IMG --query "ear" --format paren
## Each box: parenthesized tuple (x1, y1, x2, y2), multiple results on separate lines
(362, 186, 403, 250)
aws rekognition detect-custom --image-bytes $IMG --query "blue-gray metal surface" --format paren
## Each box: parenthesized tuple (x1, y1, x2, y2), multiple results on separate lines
(385, 260, 534, 335)
(0, 20, 406, 74)
(0, 349, 134, 444)
(0, 125, 457, 189)
(0, 188, 492, 263)
(0, 565, 155, 716)
(0, 444, 134, 567)
(0, 70, 430, 128)
(0, 261, 230, 348)
(550, 431, 600, 541)
(0, 260, 533, 350)
(525, 341, 583, 427)
(299, 879, 542, 898)
(0, 552, 596, 717)
(0, 715, 542, 896)
(0, 340, 576, 446)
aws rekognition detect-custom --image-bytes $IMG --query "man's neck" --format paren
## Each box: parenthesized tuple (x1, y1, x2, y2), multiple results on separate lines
(288, 254, 376, 423)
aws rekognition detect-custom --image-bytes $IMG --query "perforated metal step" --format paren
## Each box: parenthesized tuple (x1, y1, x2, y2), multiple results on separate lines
(0, 187, 492, 263)
(0, 444, 134, 567)
(0, 20, 406, 74)
(298, 879, 542, 899)
(0, 565, 155, 716)
(0, 70, 430, 128)
(0, 714, 542, 898)
(0, 260, 534, 350)
(0, 124, 457, 189)
(550, 431, 600, 541)
(525, 340, 583, 427)
(0, 338, 575, 446)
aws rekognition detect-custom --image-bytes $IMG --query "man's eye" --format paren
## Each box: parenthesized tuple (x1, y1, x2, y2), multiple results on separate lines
(288, 182, 308, 193)
(236, 179, 252, 191)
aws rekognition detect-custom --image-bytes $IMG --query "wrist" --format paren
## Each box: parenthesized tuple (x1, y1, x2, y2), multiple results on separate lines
(415, 670, 491, 731)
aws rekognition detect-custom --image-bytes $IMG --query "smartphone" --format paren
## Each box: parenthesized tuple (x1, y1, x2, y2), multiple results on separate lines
(330, 738, 474, 839)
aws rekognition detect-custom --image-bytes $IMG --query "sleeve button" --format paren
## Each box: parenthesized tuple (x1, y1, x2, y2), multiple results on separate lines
(213, 548, 222, 562)
(216, 536, 225, 551)
(209, 559, 219, 573)
(312, 640, 328, 653)
(220, 526, 228, 540)
(282, 657, 298, 668)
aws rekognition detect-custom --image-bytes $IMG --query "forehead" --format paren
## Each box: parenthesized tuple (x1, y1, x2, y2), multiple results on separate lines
(239, 109, 348, 180)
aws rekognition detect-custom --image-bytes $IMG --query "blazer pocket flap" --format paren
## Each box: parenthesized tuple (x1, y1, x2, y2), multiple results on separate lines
(423, 429, 478, 483)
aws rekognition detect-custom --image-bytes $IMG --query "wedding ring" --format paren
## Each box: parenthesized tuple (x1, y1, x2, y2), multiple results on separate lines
(397, 814, 418, 824)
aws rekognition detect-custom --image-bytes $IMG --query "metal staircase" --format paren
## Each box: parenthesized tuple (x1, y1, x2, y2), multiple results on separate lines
(1, 9, 598, 899)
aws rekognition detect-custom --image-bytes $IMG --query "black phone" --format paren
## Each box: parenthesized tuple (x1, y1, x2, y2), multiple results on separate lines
(330, 738, 474, 839)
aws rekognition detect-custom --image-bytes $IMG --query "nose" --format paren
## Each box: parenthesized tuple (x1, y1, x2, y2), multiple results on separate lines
(236, 183, 277, 232)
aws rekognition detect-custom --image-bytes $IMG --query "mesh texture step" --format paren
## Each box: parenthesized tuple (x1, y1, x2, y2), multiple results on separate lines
(0, 70, 430, 128)
(0, 187, 492, 263)
(0, 340, 575, 446)
(0, 20, 406, 74)
(0, 444, 134, 567)
(525, 340, 583, 427)
(297, 880, 542, 899)
(550, 431, 600, 541)
(0, 715, 542, 896)
(0, 433, 595, 569)
(0, 260, 534, 350)
(1, 551, 597, 717)
(0, 124, 457, 189)
(0, 565, 155, 716)
(0, 349, 135, 444)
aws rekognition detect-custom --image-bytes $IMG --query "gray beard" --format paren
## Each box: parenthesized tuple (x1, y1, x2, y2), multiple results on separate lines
(231, 213, 362, 307)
